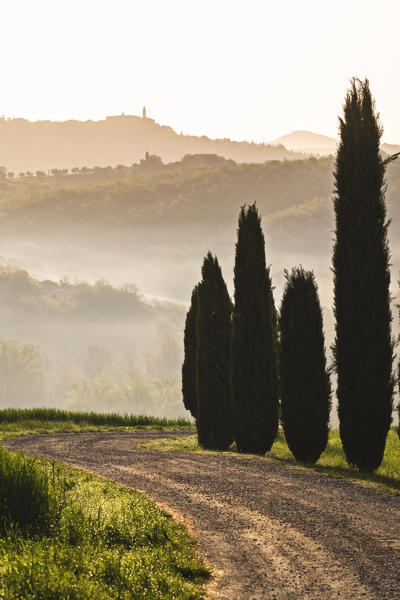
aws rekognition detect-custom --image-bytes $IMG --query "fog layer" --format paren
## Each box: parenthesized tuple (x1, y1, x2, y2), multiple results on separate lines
(1, 155, 399, 423)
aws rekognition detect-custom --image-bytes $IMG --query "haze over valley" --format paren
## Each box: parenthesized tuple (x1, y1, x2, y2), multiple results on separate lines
(1, 0, 400, 424)
(1, 135, 400, 424)
(2, 4, 400, 599)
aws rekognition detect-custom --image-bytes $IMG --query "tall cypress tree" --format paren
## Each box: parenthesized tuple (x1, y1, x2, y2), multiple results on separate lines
(333, 78, 395, 472)
(196, 252, 233, 450)
(182, 284, 199, 418)
(398, 361, 400, 441)
(280, 267, 331, 463)
(232, 204, 278, 454)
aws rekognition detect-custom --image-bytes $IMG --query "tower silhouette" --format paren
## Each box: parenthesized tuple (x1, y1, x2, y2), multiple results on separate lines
(142, 106, 147, 119)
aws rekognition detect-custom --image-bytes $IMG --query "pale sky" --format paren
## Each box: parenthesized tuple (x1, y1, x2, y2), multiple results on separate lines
(2, 0, 400, 143)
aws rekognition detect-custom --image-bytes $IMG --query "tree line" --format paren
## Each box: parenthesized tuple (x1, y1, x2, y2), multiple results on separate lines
(182, 78, 399, 472)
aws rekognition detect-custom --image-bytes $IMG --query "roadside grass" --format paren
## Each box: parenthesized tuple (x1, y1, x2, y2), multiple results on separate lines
(0, 444, 208, 599)
(0, 408, 194, 442)
(141, 428, 400, 496)
(0, 407, 192, 428)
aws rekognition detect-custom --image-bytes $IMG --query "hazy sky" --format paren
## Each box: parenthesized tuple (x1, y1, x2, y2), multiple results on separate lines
(2, 0, 400, 143)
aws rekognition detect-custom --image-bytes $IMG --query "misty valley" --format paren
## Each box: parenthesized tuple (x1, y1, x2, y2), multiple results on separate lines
(2, 1, 400, 597)
(0, 266, 185, 416)
(1, 150, 400, 423)
(1, 82, 400, 600)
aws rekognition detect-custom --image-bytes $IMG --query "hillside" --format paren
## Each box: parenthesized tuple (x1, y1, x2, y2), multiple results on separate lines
(272, 130, 338, 156)
(0, 156, 335, 233)
(0, 264, 184, 365)
(1, 154, 399, 309)
(2, 155, 400, 253)
(1, 155, 399, 418)
(382, 142, 400, 156)
(0, 265, 186, 414)
(0, 156, 337, 303)
(272, 130, 400, 157)
(0, 114, 305, 173)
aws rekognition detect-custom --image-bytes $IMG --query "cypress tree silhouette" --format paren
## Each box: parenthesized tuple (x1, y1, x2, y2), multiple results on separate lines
(182, 284, 199, 418)
(280, 267, 331, 463)
(232, 204, 278, 454)
(333, 78, 396, 471)
(196, 252, 233, 450)
(398, 361, 400, 441)
(398, 361, 400, 442)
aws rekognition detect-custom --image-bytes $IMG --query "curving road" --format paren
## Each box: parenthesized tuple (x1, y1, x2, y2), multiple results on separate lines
(5, 430, 400, 600)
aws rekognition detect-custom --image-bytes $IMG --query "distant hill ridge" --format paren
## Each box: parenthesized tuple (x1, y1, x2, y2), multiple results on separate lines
(0, 113, 306, 173)
(272, 130, 400, 157)
(2, 113, 397, 172)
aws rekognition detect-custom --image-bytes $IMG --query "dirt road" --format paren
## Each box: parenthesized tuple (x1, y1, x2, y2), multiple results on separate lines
(5, 431, 400, 600)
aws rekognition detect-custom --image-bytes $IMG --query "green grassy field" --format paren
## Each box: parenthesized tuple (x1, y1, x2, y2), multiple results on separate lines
(0, 407, 192, 429)
(0, 443, 208, 599)
(0, 409, 205, 599)
(0, 408, 194, 443)
(141, 428, 400, 496)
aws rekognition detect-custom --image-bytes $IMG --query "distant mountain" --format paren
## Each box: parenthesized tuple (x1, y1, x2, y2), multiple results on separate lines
(382, 142, 400, 156)
(0, 114, 305, 173)
(271, 131, 337, 156)
(271, 130, 400, 158)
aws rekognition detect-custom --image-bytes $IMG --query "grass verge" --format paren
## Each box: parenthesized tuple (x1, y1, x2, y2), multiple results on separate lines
(0, 445, 208, 599)
(0, 407, 192, 428)
(0, 408, 194, 443)
(141, 428, 400, 496)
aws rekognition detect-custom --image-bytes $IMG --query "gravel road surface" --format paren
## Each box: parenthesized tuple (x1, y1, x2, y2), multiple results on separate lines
(5, 431, 400, 600)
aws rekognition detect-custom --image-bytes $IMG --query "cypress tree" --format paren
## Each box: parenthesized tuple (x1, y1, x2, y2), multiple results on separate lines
(196, 252, 233, 450)
(182, 284, 199, 418)
(280, 267, 331, 463)
(232, 204, 278, 454)
(398, 362, 400, 441)
(333, 78, 395, 472)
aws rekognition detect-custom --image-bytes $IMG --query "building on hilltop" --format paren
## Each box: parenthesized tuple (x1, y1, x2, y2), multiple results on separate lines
(142, 106, 147, 119)
(140, 151, 163, 169)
